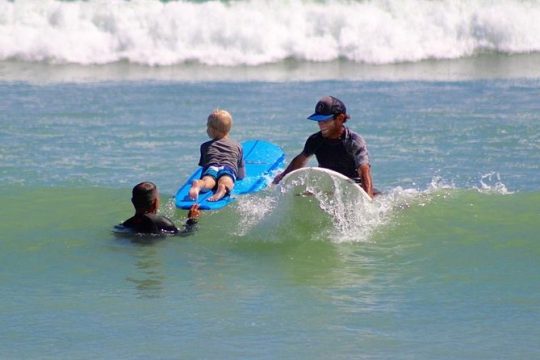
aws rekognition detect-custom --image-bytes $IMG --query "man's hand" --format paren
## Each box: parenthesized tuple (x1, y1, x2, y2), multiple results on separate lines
(272, 172, 285, 184)
(187, 204, 201, 220)
(273, 153, 309, 185)
(358, 164, 373, 198)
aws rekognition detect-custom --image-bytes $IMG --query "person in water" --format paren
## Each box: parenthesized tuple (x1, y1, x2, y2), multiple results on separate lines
(272, 96, 375, 198)
(120, 181, 199, 235)
(189, 109, 245, 202)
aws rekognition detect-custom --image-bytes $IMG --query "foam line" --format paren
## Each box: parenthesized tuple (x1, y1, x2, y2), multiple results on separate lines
(1, 0, 540, 66)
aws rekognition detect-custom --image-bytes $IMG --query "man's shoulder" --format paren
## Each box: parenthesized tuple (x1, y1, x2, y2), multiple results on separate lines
(345, 127, 366, 143)
(147, 213, 177, 227)
(302, 132, 323, 155)
(122, 214, 178, 234)
(306, 131, 323, 142)
(122, 215, 137, 228)
(345, 127, 361, 137)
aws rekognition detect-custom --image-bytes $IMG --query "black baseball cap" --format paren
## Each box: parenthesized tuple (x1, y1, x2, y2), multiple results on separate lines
(307, 96, 347, 121)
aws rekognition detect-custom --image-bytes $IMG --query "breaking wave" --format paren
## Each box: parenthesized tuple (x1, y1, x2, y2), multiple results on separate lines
(2, 0, 540, 66)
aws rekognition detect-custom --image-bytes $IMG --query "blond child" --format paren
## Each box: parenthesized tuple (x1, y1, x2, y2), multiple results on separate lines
(189, 110, 245, 202)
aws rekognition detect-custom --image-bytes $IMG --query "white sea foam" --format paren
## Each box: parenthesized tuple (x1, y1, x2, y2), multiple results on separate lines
(475, 172, 513, 194)
(198, 171, 515, 243)
(1, 0, 540, 66)
(234, 191, 277, 237)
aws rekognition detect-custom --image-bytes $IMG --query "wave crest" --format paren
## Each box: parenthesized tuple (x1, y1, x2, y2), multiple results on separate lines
(1, 0, 540, 66)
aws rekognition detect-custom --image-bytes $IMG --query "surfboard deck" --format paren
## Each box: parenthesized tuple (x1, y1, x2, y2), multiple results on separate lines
(278, 167, 375, 240)
(280, 167, 372, 204)
(175, 139, 285, 210)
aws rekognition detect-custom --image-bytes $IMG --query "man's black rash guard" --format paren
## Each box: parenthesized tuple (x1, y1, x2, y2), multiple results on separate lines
(122, 213, 179, 235)
(302, 127, 370, 180)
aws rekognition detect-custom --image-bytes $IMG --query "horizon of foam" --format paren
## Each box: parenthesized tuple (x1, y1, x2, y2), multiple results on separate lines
(1, 0, 540, 67)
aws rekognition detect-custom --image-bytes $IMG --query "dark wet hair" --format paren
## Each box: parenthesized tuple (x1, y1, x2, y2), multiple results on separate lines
(131, 181, 157, 209)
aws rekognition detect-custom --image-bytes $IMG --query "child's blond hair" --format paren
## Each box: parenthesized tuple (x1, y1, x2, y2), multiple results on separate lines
(207, 109, 232, 138)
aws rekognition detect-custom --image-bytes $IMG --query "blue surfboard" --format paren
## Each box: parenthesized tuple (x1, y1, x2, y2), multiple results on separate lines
(175, 139, 285, 210)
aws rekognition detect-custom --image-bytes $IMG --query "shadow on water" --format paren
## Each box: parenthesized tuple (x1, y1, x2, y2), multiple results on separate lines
(112, 233, 167, 298)
(125, 245, 166, 299)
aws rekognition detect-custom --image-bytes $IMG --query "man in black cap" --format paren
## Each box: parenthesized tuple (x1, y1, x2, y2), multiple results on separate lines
(273, 96, 374, 198)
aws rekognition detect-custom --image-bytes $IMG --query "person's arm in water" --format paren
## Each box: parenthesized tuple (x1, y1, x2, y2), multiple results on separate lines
(179, 204, 201, 236)
(358, 163, 373, 198)
(272, 153, 310, 184)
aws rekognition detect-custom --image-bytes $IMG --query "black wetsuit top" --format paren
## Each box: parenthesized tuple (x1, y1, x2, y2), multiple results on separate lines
(122, 213, 179, 235)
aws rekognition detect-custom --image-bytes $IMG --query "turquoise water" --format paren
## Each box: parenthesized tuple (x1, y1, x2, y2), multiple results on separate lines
(2, 76, 539, 359)
(1, 187, 539, 358)
(2, 80, 538, 190)
(2, 0, 540, 358)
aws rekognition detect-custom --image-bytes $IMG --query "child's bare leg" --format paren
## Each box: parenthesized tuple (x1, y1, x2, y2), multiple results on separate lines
(189, 176, 216, 200)
(208, 176, 234, 202)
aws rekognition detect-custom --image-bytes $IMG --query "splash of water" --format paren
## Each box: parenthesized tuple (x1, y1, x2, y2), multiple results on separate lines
(476, 172, 513, 194)
(233, 171, 401, 243)
(181, 171, 514, 243)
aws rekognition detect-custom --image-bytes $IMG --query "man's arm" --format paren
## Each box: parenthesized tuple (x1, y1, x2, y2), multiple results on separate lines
(178, 204, 200, 237)
(272, 153, 309, 184)
(358, 163, 373, 198)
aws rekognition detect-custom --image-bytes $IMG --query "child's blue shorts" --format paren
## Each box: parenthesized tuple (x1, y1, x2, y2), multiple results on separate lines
(202, 165, 237, 182)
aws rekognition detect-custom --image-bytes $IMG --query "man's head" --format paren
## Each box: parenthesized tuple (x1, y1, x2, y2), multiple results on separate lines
(131, 181, 159, 214)
(308, 96, 350, 139)
(307, 96, 349, 122)
(207, 109, 233, 139)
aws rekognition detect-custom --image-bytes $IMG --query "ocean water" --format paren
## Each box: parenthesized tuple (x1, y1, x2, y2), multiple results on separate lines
(1, 0, 540, 359)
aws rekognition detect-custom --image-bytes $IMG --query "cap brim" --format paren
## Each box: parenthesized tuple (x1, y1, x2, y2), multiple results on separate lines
(307, 113, 334, 121)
